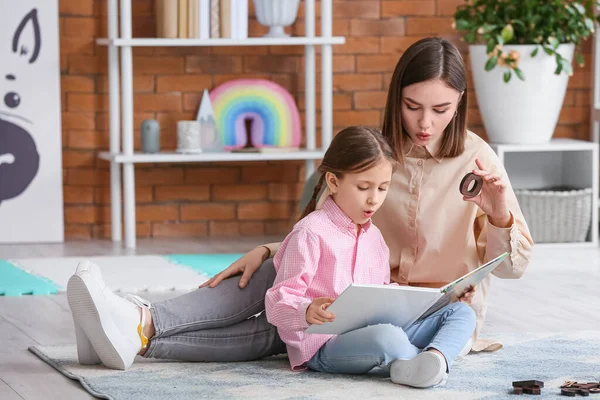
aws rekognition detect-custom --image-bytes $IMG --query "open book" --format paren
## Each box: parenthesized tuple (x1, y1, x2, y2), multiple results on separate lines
(306, 252, 509, 335)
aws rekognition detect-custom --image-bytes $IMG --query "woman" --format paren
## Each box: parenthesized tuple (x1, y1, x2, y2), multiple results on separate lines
(67, 37, 532, 370)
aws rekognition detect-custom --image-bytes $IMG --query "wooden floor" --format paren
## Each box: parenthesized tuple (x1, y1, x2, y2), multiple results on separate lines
(1, 238, 599, 399)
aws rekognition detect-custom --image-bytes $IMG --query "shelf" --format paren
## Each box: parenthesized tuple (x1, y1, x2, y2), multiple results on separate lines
(98, 149, 325, 164)
(96, 37, 346, 47)
(489, 138, 598, 152)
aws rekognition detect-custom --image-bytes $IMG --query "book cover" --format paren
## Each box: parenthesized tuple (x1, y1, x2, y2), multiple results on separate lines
(188, 0, 199, 38)
(210, 0, 220, 38)
(199, 0, 210, 39)
(178, 0, 189, 38)
(155, 0, 164, 37)
(162, 0, 178, 38)
(219, 0, 231, 38)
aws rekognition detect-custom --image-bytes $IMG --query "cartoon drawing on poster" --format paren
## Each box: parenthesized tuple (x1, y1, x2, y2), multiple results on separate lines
(0, 2, 64, 243)
(0, 9, 41, 205)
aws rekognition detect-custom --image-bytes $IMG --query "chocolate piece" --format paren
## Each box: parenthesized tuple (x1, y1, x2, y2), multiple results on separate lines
(562, 388, 577, 397)
(459, 172, 483, 198)
(578, 389, 591, 397)
(523, 387, 541, 395)
(513, 387, 523, 395)
(513, 380, 545, 388)
(562, 381, 578, 389)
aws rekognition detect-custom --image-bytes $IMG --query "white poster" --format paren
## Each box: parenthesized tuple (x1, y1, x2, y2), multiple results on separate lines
(0, 1, 64, 242)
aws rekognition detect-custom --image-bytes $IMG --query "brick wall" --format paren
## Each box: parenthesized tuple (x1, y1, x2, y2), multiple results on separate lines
(59, 0, 593, 239)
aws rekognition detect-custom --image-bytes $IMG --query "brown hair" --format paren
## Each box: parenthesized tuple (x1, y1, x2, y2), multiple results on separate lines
(298, 126, 396, 221)
(382, 37, 468, 162)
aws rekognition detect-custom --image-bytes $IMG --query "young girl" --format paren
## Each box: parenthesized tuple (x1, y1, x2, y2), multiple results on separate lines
(67, 37, 530, 371)
(265, 126, 476, 388)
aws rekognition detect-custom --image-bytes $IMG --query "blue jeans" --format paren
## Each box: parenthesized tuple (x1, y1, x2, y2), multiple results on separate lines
(306, 302, 476, 374)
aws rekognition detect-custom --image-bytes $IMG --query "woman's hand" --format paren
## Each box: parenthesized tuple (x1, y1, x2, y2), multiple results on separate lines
(199, 246, 269, 289)
(458, 285, 476, 305)
(463, 159, 512, 227)
(306, 297, 336, 325)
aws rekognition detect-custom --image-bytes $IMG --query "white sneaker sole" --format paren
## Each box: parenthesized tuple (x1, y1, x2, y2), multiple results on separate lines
(74, 321, 101, 365)
(73, 261, 103, 365)
(67, 273, 134, 370)
(390, 352, 447, 388)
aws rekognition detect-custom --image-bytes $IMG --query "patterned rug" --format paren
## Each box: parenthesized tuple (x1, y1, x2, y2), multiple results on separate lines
(29, 331, 600, 400)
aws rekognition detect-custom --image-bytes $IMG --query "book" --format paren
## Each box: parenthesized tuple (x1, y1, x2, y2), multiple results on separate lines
(158, 0, 178, 38)
(220, 0, 231, 38)
(188, 0, 199, 38)
(210, 0, 220, 38)
(305, 252, 510, 335)
(178, 0, 189, 38)
(199, 0, 210, 39)
(236, 0, 248, 39)
(155, 0, 164, 37)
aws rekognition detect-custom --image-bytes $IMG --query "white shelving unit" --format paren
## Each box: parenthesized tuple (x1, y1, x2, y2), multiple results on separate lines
(490, 139, 599, 248)
(98, 0, 345, 249)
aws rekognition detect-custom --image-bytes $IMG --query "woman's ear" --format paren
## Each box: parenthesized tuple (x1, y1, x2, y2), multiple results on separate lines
(325, 172, 339, 194)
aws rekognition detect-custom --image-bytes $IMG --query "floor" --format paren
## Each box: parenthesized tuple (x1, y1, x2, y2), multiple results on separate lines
(0, 238, 599, 399)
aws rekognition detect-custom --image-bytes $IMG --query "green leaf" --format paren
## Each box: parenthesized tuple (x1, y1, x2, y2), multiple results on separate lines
(511, 19, 526, 28)
(501, 24, 514, 42)
(576, 52, 585, 66)
(504, 70, 512, 83)
(482, 24, 498, 34)
(485, 55, 499, 71)
(514, 68, 525, 81)
(561, 58, 573, 76)
(548, 36, 560, 49)
(464, 32, 477, 43)
(585, 18, 595, 31)
(496, 34, 504, 46)
(487, 38, 496, 53)
(530, 47, 539, 57)
(455, 19, 470, 31)
(543, 46, 555, 56)
(573, 3, 586, 15)
(554, 63, 563, 75)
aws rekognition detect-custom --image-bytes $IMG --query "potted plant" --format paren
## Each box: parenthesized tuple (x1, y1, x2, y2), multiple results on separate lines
(453, 0, 600, 144)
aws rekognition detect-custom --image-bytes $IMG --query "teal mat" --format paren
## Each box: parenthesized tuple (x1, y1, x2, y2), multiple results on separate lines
(165, 253, 245, 278)
(0, 260, 59, 296)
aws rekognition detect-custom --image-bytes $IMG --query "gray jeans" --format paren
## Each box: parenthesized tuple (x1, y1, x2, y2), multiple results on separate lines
(144, 259, 287, 361)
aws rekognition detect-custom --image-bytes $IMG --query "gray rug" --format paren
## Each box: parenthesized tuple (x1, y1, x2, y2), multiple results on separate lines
(30, 331, 600, 399)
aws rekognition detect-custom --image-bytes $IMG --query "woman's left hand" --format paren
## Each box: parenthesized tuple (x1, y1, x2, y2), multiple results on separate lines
(463, 159, 512, 228)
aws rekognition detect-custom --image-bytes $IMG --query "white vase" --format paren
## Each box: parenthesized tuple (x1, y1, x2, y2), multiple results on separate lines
(253, 0, 300, 38)
(469, 44, 574, 144)
(177, 121, 202, 153)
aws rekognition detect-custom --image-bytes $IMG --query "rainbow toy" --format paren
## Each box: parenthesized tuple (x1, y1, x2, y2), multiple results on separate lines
(209, 79, 301, 149)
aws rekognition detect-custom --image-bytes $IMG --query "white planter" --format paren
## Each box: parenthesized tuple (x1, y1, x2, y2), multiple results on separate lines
(469, 44, 574, 144)
(254, 0, 300, 38)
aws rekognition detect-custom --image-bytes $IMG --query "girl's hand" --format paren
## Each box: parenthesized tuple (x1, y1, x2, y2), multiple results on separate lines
(463, 159, 512, 227)
(458, 285, 476, 305)
(199, 246, 269, 289)
(306, 297, 336, 325)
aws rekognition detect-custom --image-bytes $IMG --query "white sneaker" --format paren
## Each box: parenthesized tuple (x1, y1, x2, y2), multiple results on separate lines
(390, 351, 448, 388)
(72, 261, 102, 365)
(67, 263, 144, 370)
